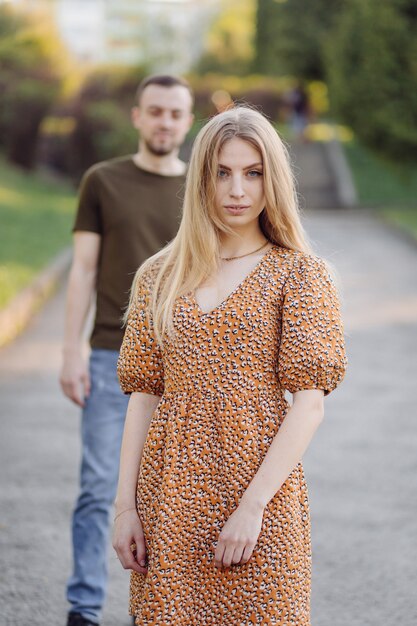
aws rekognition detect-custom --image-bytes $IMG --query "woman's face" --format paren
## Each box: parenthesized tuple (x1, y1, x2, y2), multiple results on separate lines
(214, 137, 265, 231)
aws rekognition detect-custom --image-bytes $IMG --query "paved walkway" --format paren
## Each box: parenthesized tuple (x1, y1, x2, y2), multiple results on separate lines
(291, 143, 340, 209)
(1, 209, 416, 625)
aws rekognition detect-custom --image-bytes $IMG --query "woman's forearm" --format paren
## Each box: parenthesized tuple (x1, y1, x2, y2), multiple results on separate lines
(241, 389, 324, 511)
(114, 392, 161, 513)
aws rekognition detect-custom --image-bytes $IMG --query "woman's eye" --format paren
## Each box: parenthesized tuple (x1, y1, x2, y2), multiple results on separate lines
(248, 170, 263, 177)
(218, 169, 229, 178)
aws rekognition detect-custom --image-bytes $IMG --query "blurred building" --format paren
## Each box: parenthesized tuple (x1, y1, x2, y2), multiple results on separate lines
(1, 0, 220, 72)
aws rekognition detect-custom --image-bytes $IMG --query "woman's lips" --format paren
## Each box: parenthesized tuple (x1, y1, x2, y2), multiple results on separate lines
(224, 205, 250, 215)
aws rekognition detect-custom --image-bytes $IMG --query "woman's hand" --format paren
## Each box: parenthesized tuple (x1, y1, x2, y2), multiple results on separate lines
(112, 509, 148, 574)
(214, 500, 264, 569)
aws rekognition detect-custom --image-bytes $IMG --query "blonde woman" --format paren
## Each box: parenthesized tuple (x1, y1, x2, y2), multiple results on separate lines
(113, 106, 347, 625)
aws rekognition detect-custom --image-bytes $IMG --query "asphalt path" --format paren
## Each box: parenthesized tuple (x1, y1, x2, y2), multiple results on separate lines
(1, 209, 416, 626)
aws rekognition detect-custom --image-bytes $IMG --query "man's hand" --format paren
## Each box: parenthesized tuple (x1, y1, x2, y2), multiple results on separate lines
(60, 231, 100, 406)
(60, 350, 90, 407)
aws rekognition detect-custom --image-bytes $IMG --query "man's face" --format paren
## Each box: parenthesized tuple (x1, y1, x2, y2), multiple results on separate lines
(132, 84, 194, 156)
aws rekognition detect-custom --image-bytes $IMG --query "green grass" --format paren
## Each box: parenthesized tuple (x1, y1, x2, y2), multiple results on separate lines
(380, 207, 417, 238)
(344, 142, 417, 239)
(0, 157, 76, 308)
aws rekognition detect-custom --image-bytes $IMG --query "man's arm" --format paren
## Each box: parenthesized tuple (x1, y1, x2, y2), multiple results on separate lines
(60, 231, 101, 406)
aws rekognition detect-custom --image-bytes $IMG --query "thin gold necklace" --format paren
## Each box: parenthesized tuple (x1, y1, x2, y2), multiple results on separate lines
(220, 240, 269, 262)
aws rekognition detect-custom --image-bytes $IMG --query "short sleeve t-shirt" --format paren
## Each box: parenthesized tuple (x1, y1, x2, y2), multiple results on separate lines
(73, 156, 185, 350)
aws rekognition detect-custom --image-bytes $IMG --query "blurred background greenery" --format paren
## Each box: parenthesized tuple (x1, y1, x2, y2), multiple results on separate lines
(1, 0, 416, 307)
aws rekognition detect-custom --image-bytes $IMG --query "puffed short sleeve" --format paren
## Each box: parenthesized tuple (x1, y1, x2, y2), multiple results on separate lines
(117, 274, 164, 396)
(278, 254, 347, 395)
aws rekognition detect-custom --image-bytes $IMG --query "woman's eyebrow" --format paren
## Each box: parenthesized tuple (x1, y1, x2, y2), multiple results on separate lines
(244, 162, 263, 169)
(218, 162, 263, 170)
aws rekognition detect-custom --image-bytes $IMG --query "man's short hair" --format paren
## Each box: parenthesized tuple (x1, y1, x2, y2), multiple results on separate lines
(136, 74, 194, 106)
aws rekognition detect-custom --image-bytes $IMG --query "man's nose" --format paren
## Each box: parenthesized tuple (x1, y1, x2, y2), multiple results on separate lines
(160, 112, 174, 127)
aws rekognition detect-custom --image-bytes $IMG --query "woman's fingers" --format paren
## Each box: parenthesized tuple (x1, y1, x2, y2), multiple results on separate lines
(214, 539, 256, 569)
(214, 541, 225, 569)
(112, 510, 148, 573)
(214, 504, 263, 569)
(116, 540, 135, 569)
(116, 541, 144, 574)
(221, 544, 236, 568)
(214, 541, 250, 569)
(133, 534, 148, 571)
(231, 545, 245, 566)
(240, 544, 254, 564)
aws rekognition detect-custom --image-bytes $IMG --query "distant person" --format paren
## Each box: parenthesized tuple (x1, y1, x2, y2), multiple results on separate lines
(113, 106, 347, 624)
(59, 74, 194, 626)
(288, 82, 311, 141)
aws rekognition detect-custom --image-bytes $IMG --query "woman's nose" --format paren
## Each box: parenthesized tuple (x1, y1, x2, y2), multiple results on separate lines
(230, 175, 244, 198)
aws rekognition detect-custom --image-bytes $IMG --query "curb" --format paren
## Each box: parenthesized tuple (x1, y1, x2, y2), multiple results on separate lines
(0, 247, 72, 348)
(376, 210, 417, 251)
(323, 139, 358, 208)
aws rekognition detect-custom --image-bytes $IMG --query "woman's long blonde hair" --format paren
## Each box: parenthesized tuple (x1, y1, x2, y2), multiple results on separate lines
(127, 106, 312, 341)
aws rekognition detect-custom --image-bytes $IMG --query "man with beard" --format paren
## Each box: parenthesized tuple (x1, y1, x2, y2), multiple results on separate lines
(60, 75, 194, 626)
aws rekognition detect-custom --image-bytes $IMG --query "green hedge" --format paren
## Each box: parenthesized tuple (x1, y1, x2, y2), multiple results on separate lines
(0, 157, 75, 308)
(326, 0, 417, 163)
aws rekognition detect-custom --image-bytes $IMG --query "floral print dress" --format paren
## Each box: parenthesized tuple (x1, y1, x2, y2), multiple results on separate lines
(117, 246, 347, 625)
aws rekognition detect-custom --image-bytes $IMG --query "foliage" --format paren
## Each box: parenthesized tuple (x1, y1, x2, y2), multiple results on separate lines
(380, 206, 417, 242)
(345, 140, 417, 240)
(187, 73, 295, 121)
(187, 73, 331, 125)
(0, 6, 65, 169)
(195, 0, 256, 76)
(76, 65, 149, 110)
(344, 141, 417, 208)
(0, 156, 75, 308)
(67, 101, 136, 179)
(325, 0, 417, 163)
(43, 65, 147, 179)
(253, 0, 345, 80)
(87, 101, 136, 162)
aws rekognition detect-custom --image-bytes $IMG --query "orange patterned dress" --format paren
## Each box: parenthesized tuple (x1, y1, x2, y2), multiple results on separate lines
(118, 246, 347, 625)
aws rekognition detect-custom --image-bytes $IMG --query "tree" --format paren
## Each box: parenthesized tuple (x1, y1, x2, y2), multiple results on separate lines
(253, 0, 345, 80)
(62, 66, 147, 179)
(195, 0, 256, 76)
(0, 5, 64, 169)
(325, 0, 417, 162)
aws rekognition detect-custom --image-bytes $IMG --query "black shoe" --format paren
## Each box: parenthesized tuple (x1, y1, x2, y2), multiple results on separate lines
(67, 613, 100, 626)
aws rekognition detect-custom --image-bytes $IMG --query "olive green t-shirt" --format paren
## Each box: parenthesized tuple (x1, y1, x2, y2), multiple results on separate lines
(73, 155, 185, 350)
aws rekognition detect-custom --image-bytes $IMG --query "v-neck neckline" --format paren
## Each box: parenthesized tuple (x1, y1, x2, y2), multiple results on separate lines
(189, 246, 276, 317)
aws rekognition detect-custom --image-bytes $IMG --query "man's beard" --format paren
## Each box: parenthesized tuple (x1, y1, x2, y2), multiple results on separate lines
(144, 137, 179, 157)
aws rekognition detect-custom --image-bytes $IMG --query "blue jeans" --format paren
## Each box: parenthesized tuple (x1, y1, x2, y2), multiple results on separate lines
(66, 349, 129, 623)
